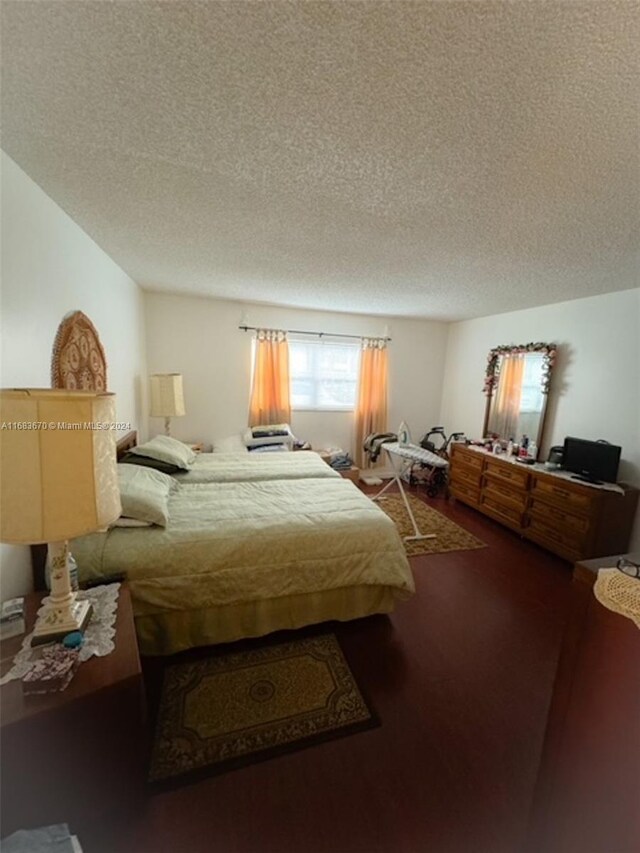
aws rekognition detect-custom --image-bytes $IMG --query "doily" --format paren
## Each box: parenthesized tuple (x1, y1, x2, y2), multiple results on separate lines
(593, 569, 640, 629)
(0, 583, 121, 685)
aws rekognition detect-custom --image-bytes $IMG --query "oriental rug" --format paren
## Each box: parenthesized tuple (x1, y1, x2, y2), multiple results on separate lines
(377, 494, 486, 557)
(149, 633, 377, 784)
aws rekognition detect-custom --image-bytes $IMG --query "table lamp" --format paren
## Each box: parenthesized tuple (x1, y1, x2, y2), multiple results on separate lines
(0, 389, 121, 644)
(149, 373, 186, 436)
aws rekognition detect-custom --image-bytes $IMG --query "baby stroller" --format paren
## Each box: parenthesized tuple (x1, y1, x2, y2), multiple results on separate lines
(409, 426, 466, 497)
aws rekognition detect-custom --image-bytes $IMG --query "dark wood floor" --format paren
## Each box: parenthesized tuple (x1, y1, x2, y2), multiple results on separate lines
(83, 488, 574, 853)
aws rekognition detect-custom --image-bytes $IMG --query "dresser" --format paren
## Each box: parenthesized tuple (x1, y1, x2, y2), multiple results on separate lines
(449, 443, 639, 561)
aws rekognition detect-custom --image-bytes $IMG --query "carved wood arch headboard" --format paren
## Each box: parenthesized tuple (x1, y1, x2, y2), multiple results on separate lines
(51, 310, 108, 391)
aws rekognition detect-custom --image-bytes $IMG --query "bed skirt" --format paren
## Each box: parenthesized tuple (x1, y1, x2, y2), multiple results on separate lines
(135, 585, 399, 656)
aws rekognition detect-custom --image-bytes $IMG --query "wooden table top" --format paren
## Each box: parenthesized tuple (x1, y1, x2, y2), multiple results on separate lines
(574, 551, 640, 586)
(0, 584, 141, 728)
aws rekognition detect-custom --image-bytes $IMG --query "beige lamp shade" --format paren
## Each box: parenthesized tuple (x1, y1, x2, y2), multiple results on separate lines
(0, 389, 121, 544)
(149, 374, 186, 418)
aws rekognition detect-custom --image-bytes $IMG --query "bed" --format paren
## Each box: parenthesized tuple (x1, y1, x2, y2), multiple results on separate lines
(72, 472, 414, 655)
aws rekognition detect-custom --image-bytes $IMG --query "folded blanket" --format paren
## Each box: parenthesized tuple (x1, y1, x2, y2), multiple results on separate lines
(252, 424, 291, 438)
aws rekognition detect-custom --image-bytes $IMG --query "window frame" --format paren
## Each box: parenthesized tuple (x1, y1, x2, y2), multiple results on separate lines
(288, 336, 361, 413)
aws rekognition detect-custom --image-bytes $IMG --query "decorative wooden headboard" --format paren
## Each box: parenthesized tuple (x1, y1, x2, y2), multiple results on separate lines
(117, 431, 138, 459)
(51, 310, 108, 391)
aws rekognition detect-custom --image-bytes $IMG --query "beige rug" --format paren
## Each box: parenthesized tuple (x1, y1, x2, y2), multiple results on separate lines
(149, 633, 377, 784)
(377, 494, 486, 557)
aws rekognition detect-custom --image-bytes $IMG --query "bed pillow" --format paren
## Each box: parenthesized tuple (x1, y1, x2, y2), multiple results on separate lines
(119, 450, 182, 475)
(212, 434, 248, 454)
(111, 516, 153, 528)
(117, 464, 175, 527)
(132, 435, 196, 470)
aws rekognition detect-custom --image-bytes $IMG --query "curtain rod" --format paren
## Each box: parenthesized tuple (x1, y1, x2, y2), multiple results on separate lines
(238, 325, 391, 342)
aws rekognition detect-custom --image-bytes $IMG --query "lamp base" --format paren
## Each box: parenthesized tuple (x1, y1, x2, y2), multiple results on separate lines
(31, 597, 93, 646)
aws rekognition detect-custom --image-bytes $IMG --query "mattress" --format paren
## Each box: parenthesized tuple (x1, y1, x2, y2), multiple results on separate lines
(174, 449, 340, 483)
(72, 477, 414, 653)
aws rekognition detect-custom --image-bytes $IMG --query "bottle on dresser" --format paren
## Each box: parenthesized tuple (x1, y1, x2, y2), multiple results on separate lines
(528, 440, 538, 461)
(518, 435, 529, 458)
(506, 437, 515, 457)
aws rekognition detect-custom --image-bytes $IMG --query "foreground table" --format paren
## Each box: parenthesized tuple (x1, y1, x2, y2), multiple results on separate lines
(526, 553, 640, 853)
(0, 584, 146, 838)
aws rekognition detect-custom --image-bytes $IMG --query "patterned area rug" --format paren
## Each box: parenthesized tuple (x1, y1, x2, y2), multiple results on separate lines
(149, 633, 377, 784)
(377, 494, 486, 557)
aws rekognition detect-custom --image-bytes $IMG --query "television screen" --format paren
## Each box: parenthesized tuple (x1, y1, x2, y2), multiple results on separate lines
(562, 437, 621, 484)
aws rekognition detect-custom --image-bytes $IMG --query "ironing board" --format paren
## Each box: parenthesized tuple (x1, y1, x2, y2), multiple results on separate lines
(372, 442, 449, 541)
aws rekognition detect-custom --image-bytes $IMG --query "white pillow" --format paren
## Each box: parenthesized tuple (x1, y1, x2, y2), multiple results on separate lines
(213, 434, 248, 454)
(133, 435, 196, 469)
(111, 517, 153, 528)
(118, 464, 176, 527)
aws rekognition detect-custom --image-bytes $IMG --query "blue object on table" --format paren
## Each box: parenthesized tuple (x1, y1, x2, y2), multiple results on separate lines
(62, 631, 84, 649)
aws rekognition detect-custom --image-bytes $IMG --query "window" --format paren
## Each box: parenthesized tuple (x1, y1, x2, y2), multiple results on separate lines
(520, 353, 544, 412)
(289, 338, 360, 410)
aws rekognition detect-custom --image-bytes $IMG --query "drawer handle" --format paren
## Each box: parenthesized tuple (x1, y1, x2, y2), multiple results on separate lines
(553, 487, 571, 498)
(547, 509, 566, 522)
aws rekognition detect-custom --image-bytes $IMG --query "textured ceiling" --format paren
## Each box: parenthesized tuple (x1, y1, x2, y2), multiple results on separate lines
(1, 1, 638, 321)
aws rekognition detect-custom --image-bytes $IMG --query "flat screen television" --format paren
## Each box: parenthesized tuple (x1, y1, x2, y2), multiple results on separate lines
(562, 437, 621, 485)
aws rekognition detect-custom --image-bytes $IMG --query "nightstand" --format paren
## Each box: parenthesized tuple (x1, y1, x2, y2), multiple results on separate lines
(0, 585, 146, 837)
(526, 554, 640, 853)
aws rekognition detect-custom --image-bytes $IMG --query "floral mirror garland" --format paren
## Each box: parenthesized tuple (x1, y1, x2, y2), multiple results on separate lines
(483, 342, 557, 396)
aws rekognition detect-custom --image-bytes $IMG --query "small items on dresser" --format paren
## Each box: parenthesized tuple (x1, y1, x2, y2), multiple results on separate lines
(1, 598, 25, 640)
(22, 645, 80, 695)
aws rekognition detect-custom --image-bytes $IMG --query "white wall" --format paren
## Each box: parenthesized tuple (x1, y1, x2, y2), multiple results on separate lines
(439, 288, 640, 548)
(144, 293, 449, 459)
(0, 153, 147, 600)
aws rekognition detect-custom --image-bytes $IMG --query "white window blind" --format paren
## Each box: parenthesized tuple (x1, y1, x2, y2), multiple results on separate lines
(289, 338, 360, 411)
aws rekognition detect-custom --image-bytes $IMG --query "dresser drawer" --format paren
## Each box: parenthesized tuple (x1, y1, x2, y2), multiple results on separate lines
(527, 515, 587, 550)
(451, 447, 485, 471)
(483, 474, 528, 510)
(480, 494, 524, 527)
(531, 476, 596, 513)
(525, 526, 583, 563)
(484, 458, 530, 488)
(450, 465, 482, 489)
(450, 482, 480, 505)
(528, 498, 590, 535)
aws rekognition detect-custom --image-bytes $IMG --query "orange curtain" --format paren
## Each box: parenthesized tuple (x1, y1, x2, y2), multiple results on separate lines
(355, 338, 388, 468)
(490, 353, 525, 439)
(248, 330, 291, 426)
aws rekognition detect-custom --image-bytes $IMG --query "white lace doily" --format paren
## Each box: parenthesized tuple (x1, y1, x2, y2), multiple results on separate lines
(594, 569, 640, 629)
(0, 583, 121, 685)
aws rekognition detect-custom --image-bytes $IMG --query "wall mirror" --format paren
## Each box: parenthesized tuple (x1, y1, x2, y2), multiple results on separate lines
(483, 342, 556, 448)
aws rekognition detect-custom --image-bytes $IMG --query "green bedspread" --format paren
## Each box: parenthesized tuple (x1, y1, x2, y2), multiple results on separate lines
(72, 478, 414, 619)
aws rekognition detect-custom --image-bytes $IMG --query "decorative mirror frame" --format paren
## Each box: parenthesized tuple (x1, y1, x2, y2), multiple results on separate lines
(482, 341, 557, 446)
(51, 310, 108, 391)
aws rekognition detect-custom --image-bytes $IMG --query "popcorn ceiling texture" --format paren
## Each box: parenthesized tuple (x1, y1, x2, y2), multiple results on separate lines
(1, 1, 638, 320)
